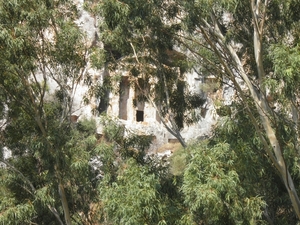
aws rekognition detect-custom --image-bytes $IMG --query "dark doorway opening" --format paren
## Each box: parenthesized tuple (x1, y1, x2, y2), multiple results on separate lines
(136, 110, 144, 122)
(119, 76, 129, 120)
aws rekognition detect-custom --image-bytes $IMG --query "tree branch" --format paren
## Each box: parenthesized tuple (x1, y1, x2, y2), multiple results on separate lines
(1, 159, 65, 225)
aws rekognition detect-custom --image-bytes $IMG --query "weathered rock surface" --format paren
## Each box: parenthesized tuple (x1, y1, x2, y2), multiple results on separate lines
(71, 3, 225, 151)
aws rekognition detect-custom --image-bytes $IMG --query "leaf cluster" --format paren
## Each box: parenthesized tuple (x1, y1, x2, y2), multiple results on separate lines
(213, 101, 299, 224)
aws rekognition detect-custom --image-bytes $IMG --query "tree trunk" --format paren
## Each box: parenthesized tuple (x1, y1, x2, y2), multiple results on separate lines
(59, 182, 72, 225)
(205, 12, 300, 217)
(227, 37, 300, 219)
(250, 1, 300, 218)
(229, 30, 300, 222)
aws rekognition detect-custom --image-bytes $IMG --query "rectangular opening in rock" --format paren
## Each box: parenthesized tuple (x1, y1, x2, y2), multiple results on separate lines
(136, 110, 144, 122)
(119, 76, 129, 120)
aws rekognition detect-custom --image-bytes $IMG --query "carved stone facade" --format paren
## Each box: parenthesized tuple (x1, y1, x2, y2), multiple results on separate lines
(72, 1, 221, 150)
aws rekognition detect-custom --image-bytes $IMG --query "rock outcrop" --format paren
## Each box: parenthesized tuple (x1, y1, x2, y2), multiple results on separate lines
(71, 1, 230, 151)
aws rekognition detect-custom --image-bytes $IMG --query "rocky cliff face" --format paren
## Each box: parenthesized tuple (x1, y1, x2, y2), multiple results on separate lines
(69, 1, 235, 151)
(0, 1, 234, 160)
(0, 1, 229, 156)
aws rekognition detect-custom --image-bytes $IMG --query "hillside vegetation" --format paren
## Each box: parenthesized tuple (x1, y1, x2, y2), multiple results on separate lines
(1, 0, 300, 224)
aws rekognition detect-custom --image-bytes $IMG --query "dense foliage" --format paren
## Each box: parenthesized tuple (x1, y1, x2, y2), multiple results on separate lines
(0, 0, 90, 224)
(1, 0, 300, 224)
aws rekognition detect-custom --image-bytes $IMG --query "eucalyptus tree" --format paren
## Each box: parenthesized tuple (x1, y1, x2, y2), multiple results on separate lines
(96, 117, 185, 225)
(212, 101, 299, 224)
(173, 0, 300, 220)
(99, 121, 268, 224)
(88, 0, 205, 147)
(91, 0, 300, 220)
(0, 0, 97, 224)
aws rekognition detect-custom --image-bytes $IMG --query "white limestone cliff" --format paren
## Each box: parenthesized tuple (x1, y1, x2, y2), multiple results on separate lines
(70, 2, 231, 151)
